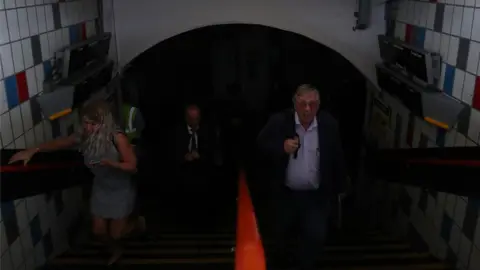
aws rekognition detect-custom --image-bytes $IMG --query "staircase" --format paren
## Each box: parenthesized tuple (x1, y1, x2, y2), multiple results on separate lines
(45, 229, 453, 270)
(42, 168, 453, 270)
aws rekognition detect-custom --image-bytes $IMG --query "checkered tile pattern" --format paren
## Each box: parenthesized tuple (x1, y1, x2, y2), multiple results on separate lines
(365, 1, 480, 269)
(1, 0, 99, 269)
(0, 187, 84, 270)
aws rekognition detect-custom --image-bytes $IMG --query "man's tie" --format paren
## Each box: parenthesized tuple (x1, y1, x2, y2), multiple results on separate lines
(191, 131, 198, 152)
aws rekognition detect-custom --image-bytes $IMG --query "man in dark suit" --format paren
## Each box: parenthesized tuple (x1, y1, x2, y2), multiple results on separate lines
(174, 104, 214, 195)
(257, 84, 348, 270)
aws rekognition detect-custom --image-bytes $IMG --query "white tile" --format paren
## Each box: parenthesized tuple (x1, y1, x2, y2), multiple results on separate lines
(0, 61, 2, 80)
(467, 41, 480, 74)
(4, 0, 16, 9)
(445, 193, 457, 218)
(21, 38, 33, 69)
(10, 105, 24, 138)
(453, 196, 467, 228)
(1, 112, 13, 146)
(17, 8, 29, 39)
(469, 246, 480, 270)
(25, 67, 36, 97)
(43, 119, 52, 140)
(20, 228, 34, 259)
(440, 34, 451, 60)
(476, 0, 480, 7)
(395, 22, 406, 41)
(27, 7, 38, 36)
(9, 237, 24, 269)
(85, 20, 96, 38)
(36, 6, 47, 34)
(15, 135, 26, 149)
(59, 2, 68, 27)
(16, 134, 26, 148)
(426, 3, 437, 30)
(25, 0, 34, 6)
(461, 8, 475, 39)
(425, 30, 434, 52)
(0, 11, 10, 44)
(35, 0, 43, 5)
(447, 36, 459, 66)
(451, 6, 463, 37)
(20, 99, 32, 131)
(432, 31, 442, 53)
(462, 72, 476, 105)
(472, 8, 480, 42)
(45, 4, 54, 31)
(24, 254, 35, 270)
(1, 249, 14, 270)
(11, 41, 24, 73)
(39, 33, 50, 61)
(6, 9, 20, 42)
(15, 199, 29, 233)
(455, 0, 465, 5)
(48, 31, 56, 56)
(0, 0, 4, 9)
(465, 0, 476, 6)
(452, 68, 465, 100)
(443, 5, 454, 34)
(455, 131, 468, 146)
(54, 29, 62, 51)
(33, 122, 44, 144)
(34, 241, 46, 268)
(458, 234, 473, 267)
(34, 63, 44, 93)
(61, 27, 69, 47)
(15, 0, 26, 7)
(25, 127, 35, 147)
(449, 223, 462, 253)
(468, 108, 480, 142)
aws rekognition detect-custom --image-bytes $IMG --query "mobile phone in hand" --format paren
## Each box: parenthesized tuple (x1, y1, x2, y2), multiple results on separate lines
(90, 160, 100, 165)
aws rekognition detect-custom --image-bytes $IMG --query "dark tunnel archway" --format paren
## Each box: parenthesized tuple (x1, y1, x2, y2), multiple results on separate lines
(120, 23, 367, 179)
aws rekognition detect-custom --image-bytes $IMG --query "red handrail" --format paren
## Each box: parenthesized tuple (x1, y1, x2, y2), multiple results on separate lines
(235, 170, 266, 270)
(407, 159, 480, 167)
(0, 162, 84, 173)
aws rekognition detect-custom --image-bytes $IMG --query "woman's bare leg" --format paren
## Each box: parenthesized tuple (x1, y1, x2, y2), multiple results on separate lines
(91, 216, 108, 242)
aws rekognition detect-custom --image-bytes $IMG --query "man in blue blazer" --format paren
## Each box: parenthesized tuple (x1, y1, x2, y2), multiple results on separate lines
(257, 84, 348, 270)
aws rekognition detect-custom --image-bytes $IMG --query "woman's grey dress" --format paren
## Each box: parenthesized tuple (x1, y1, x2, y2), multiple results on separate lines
(81, 133, 135, 219)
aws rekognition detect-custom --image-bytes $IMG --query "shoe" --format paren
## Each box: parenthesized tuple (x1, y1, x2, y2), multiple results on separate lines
(107, 245, 123, 266)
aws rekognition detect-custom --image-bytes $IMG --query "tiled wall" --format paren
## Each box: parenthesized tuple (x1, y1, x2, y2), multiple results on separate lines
(365, 1, 480, 270)
(1, 0, 99, 269)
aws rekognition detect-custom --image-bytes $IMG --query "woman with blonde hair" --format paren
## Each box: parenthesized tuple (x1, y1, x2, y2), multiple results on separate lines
(9, 99, 144, 265)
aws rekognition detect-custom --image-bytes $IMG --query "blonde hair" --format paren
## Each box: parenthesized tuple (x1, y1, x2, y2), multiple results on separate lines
(77, 100, 118, 157)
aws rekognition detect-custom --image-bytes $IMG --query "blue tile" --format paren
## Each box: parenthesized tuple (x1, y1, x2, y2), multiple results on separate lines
(0, 201, 15, 219)
(30, 215, 43, 246)
(4, 76, 19, 109)
(443, 64, 455, 95)
(436, 128, 446, 147)
(69, 24, 80, 44)
(43, 61, 52, 80)
(463, 198, 479, 241)
(414, 27, 426, 48)
(43, 230, 54, 259)
(441, 213, 453, 242)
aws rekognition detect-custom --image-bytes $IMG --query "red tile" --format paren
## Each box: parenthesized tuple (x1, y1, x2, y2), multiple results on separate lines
(472, 76, 480, 111)
(16, 72, 29, 103)
(405, 24, 414, 44)
(81, 23, 87, 40)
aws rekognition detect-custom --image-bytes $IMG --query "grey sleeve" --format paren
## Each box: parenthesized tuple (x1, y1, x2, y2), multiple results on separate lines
(133, 110, 145, 134)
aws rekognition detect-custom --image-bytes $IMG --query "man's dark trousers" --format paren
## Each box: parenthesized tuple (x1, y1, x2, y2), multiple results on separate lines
(268, 187, 331, 270)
